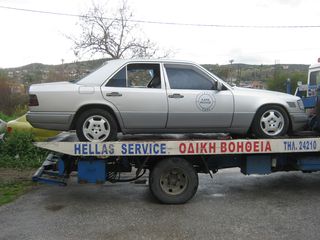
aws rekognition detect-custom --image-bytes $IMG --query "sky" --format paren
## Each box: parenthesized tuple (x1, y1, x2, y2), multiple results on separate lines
(0, 0, 320, 68)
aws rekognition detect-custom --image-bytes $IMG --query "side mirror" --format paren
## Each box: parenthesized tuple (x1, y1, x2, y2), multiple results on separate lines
(217, 81, 223, 91)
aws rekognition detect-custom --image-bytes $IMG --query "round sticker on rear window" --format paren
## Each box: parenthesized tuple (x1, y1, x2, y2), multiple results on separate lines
(196, 92, 216, 112)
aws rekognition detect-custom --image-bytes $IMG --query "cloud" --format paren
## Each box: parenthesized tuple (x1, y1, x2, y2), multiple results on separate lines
(258, 0, 303, 8)
(227, 48, 271, 65)
(274, 0, 302, 5)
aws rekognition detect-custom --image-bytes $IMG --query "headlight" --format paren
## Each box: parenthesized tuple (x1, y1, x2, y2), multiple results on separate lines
(297, 99, 304, 110)
(287, 102, 296, 108)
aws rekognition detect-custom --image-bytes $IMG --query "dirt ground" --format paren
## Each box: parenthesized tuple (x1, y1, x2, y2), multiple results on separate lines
(0, 168, 35, 182)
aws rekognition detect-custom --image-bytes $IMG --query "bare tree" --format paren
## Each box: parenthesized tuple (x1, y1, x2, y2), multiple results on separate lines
(71, 1, 166, 59)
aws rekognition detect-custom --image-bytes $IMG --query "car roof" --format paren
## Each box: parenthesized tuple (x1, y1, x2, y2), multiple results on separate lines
(112, 58, 196, 63)
(76, 59, 198, 86)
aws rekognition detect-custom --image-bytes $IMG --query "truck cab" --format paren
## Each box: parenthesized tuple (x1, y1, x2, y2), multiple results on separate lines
(307, 62, 320, 97)
(294, 60, 320, 110)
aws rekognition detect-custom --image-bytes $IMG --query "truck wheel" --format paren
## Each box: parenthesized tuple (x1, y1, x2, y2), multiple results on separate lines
(149, 157, 198, 204)
(76, 109, 117, 142)
(251, 105, 289, 138)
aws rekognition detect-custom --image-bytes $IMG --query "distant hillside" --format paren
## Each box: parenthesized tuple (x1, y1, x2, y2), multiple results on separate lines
(1, 59, 310, 87)
(203, 63, 309, 85)
(3, 58, 109, 84)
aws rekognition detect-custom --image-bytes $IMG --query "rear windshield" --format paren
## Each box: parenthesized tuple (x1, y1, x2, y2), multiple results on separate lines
(74, 60, 126, 86)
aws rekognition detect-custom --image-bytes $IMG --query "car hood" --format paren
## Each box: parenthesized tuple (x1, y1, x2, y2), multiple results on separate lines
(231, 87, 300, 100)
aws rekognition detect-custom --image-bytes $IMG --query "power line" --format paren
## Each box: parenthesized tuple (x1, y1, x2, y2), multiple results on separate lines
(0, 5, 80, 17)
(1, 5, 320, 29)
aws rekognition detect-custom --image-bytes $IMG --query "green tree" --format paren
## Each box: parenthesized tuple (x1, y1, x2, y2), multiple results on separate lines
(267, 71, 307, 94)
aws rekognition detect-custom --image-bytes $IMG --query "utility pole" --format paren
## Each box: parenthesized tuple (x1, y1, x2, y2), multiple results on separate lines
(229, 59, 234, 85)
(237, 65, 241, 86)
(61, 58, 65, 80)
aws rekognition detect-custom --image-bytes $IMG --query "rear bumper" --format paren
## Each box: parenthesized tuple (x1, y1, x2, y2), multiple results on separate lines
(26, 111, 74, 131)
(289, 112, 308, 131)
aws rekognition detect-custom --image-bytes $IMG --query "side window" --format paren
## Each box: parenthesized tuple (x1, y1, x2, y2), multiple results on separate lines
(165, 64, 215, 90)
(106, 67, 126, 87)
(310, 71, 320, 86)
(106, 63, 161, 88)
(127, 64, 161, 88)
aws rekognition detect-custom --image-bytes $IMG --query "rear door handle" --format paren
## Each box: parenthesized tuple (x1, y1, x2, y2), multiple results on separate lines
(106, 92, 122, 97)
(168, 93, 184, 99)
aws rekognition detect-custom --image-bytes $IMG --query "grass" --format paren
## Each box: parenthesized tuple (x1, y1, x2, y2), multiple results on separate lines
(0, 168, 37, 206)
(0, 180, 34, 206)
(0, 112, 18, 122)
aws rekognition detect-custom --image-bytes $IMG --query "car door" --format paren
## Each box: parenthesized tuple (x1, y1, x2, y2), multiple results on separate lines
(164, 63, 234, 129)
(101, 63, 168, 129)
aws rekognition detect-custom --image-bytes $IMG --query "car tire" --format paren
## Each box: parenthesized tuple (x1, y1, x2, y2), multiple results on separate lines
(149, 157, 198, 204)
(251, 105, 289, 138)
(76, 109, 117, 142)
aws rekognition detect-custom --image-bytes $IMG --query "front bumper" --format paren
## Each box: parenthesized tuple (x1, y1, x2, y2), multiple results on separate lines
(26, 111, 74, 131)
(289, 112, 308, 131)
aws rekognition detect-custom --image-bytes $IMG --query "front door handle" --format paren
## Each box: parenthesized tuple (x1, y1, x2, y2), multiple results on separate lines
(106, 92, 122, 97)
(168, 93, 184, 99)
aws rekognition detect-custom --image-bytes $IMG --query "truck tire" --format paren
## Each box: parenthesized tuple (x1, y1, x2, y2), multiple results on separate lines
(76, 109, 117, 142)
(149, 157, 198, 204)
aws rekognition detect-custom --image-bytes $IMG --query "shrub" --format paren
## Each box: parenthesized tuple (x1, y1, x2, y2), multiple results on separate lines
(13, 105, 28, 118)
(0, 131, 47, 169)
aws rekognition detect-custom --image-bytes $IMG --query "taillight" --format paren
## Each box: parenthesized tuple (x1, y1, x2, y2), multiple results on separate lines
(29, 94, 39, 106)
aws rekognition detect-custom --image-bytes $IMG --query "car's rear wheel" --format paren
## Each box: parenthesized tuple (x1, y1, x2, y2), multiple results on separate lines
(252, 105, 289, 138)
(76, 109, 117, 142)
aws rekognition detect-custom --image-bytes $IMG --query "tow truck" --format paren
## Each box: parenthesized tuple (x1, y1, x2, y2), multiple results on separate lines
(32, 62, 320, 205)
(32, 132, 320, 204)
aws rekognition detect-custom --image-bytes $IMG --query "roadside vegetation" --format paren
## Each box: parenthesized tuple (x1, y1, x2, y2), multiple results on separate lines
(0, 111, 47, 206)
(0, 130, 45, 206)
(0, 131, 47, 169)
(267, 71, 308, 94)
(0, 180, 34, 206)
(0, 112, 15, 123)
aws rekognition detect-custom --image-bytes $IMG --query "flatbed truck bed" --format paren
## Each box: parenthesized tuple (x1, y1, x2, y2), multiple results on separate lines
(33, 133, 320, 204)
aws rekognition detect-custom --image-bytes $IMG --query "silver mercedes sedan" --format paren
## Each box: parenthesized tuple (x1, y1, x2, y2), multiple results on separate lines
(26, 59, 307, 142)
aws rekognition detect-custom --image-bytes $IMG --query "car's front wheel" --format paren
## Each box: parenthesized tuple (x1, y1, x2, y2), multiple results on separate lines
(251, 105, 289, 138)
(76, 109, 117, 142)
